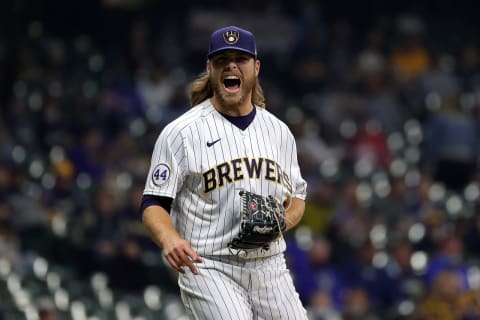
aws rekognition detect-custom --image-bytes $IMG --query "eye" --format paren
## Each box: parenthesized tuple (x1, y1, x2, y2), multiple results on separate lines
(235, 55, 250, 63)
(211, 53, 251, 66)
(213, 57, 226, 65)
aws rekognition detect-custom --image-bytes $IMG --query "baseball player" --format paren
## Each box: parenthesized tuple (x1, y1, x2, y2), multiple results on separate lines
(141, 25, 308, 319)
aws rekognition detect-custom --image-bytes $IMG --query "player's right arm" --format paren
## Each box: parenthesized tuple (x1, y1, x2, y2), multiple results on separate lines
(142, 117, 202, 275)
(142, 204, 202, 275)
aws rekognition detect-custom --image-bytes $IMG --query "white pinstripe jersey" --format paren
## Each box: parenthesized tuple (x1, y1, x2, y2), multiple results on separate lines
(143, 99, 307, 258)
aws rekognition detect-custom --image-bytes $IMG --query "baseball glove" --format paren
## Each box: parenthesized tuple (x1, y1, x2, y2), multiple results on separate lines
(228, 190, 286, 251)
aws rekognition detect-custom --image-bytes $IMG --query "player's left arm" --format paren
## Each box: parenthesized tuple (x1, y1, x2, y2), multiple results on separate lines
(284, 197, 305, 232)
(283, 131, 307, 232)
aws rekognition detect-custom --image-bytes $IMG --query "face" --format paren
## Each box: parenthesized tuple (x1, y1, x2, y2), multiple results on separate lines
(207, 50, 260, 112)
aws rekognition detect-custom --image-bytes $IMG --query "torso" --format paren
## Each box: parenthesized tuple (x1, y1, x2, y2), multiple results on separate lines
(144, 100, 306, 258)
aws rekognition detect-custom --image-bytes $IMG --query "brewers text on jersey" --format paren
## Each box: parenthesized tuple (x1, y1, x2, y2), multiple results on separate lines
(202, 157, 293, 193)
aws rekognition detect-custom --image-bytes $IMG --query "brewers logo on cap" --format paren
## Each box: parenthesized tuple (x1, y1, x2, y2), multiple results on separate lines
(223, 30, 239, 44)
(207, 26, 257, 58)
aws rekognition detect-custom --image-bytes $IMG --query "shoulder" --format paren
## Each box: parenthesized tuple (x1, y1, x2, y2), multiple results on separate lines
(256, 106, 286, 124)
(160, 100, 215, 137)
(256, 107, 294, 135)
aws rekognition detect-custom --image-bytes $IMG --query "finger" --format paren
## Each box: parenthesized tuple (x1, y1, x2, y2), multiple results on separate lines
(184, 258, 199, 275)
(169, 259, 185, 274)
(188, 249, 203, 263)
(184, 248, 202, 274)
(170, 249, 198, 275)
(165, 252, 185, 274)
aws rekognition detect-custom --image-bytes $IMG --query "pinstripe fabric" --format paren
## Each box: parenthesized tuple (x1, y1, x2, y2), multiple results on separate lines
(144, 100, 307, 258)
(179, 254, 307, 320)
(143, 99, 308, 319)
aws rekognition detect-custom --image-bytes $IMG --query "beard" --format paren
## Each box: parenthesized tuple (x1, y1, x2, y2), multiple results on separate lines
(210, 73, 256, 109)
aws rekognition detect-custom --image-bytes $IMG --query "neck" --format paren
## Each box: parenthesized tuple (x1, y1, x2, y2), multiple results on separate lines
(210, 96, 254, 116)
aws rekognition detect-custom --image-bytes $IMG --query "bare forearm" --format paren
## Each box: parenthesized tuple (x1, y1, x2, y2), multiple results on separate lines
(142, 205, 180, 248)
(142, 205, 202, 274)
(284, 198, 305, 232)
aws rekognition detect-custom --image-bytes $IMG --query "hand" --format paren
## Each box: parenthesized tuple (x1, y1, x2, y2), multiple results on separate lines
(162, 236, 202, 275)
(142, 205, 203, 274)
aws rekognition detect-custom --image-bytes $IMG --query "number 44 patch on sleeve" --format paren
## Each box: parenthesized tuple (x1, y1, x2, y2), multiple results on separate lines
(152, 163, 171, 186)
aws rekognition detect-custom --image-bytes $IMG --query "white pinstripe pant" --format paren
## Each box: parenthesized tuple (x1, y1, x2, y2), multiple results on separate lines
(178, 253, 308, 320)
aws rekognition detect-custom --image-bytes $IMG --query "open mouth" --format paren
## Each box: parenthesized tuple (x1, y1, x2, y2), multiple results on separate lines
(223, 76, 241, 93)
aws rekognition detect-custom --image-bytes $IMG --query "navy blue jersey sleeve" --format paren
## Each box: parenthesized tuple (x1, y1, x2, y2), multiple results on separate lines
(140, 194, 173, 214)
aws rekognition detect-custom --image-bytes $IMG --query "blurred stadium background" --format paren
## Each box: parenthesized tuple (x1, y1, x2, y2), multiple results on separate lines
(1, 0, 480, 319)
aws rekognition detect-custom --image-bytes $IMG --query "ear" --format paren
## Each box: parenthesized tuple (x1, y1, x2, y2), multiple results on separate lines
(206, 60, 211, 75)
(254, 59, 260, 77)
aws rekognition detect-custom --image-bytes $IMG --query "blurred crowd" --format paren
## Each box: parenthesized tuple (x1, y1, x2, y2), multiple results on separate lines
(1, 0, 480, 319)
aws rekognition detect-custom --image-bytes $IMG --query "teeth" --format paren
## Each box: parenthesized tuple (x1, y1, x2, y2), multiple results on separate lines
(224, 76, 239, 80)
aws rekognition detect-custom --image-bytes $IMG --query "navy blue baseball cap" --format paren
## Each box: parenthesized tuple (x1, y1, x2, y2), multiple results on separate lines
(207, 26, 257, 59)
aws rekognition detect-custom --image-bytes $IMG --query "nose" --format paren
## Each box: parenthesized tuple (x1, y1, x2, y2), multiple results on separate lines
(225, 60, 238, 70)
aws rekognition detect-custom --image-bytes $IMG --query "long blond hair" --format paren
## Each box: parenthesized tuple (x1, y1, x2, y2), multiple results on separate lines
(188, 72, 266, 108)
